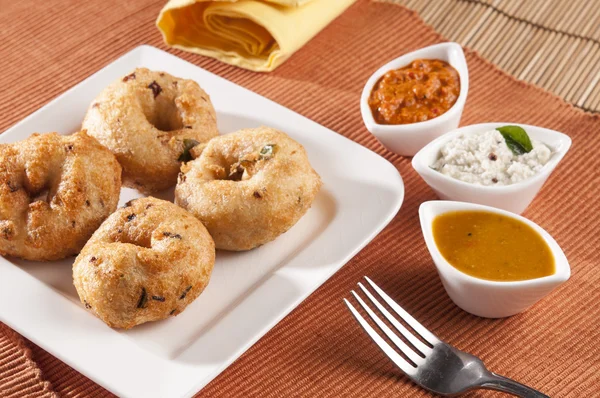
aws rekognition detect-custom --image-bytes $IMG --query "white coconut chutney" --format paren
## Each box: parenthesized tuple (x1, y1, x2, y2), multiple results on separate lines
(431, 129, 552, 186)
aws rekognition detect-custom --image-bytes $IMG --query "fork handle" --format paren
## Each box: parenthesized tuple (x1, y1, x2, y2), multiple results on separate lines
(480, 373, 550, 397)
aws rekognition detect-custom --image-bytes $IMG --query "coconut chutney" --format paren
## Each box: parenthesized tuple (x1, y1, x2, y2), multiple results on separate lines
(431, 129, 551, 186)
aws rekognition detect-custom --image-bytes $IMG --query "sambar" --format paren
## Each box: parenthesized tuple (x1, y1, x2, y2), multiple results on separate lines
(432, 210, 554, 281)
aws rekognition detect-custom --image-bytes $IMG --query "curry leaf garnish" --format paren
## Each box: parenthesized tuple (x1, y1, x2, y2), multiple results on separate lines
(259, 144, 277, 159)
(147, 81, 162, 98)
(178, 139, 200, 162)
(163, 232, 182, 239)
(137, 287, 148, 309)
(179, 285, 192, 300)
(496, 125, 533, 156)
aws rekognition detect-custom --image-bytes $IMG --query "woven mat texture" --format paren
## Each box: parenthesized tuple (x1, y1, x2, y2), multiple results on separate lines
(1, 0, 599, 397)
(388, 0, 600, 113)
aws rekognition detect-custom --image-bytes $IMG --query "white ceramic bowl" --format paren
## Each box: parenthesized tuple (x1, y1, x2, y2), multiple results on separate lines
(360, 42, 469, 157)
(412, 122, 572, 214)
(419, 200, 570, 318)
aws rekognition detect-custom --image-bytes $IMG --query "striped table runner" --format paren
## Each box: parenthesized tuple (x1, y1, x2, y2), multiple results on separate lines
(389, 0, 600, 112)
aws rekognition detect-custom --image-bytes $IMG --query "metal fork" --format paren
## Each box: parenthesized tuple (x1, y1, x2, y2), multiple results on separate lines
(344, 277, 549, 397)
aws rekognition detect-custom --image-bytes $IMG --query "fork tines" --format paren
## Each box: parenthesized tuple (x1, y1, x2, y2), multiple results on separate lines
(344, 276, 439, 375)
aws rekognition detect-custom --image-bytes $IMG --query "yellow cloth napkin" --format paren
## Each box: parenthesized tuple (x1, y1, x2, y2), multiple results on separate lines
(156, 0, 356, 72)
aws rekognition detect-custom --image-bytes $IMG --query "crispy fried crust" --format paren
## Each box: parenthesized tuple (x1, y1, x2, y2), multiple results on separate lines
(0, 131, 121, 261)
(72, 197, 215, 329)
(82, 67, 218, 193)
(175, 126, 322, 251)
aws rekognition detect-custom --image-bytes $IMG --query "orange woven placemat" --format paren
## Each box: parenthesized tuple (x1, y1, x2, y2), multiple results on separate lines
(0, 1, 599, 397)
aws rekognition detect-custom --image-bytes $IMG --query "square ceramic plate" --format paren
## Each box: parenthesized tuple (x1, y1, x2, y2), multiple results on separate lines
(0, 46, 404, 398)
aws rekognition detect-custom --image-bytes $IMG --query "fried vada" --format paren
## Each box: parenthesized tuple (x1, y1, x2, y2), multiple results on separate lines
(82, 68, 218, 193)
(0, 131, 121, 261)
(72, 197, 215, 329)
(175, 126, 322, 251)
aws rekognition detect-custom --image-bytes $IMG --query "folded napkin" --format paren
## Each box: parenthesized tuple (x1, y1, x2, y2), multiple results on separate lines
(156, 0, 356, 72)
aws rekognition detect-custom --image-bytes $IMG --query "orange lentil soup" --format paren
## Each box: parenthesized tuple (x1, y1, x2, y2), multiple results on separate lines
(432, 211, 554, 282)
(368, 59, 460, 125)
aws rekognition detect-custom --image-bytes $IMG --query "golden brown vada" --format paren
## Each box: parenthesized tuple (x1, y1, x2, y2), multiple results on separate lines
(175, 126, 322, 251)
(82, 67, 218, 193)
(73, 197, 215, 329)
(0, 131, 121, 261)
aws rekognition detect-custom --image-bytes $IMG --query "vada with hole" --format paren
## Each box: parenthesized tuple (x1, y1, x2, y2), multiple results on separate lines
(82, 67, 218, 193)
(72, 197, 215, 329)
(175, 126, 322, 251)
(0, 131, 121, 261)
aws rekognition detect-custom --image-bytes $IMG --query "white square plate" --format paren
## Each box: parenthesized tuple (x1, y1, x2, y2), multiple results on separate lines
(0, 46, 404, 398)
